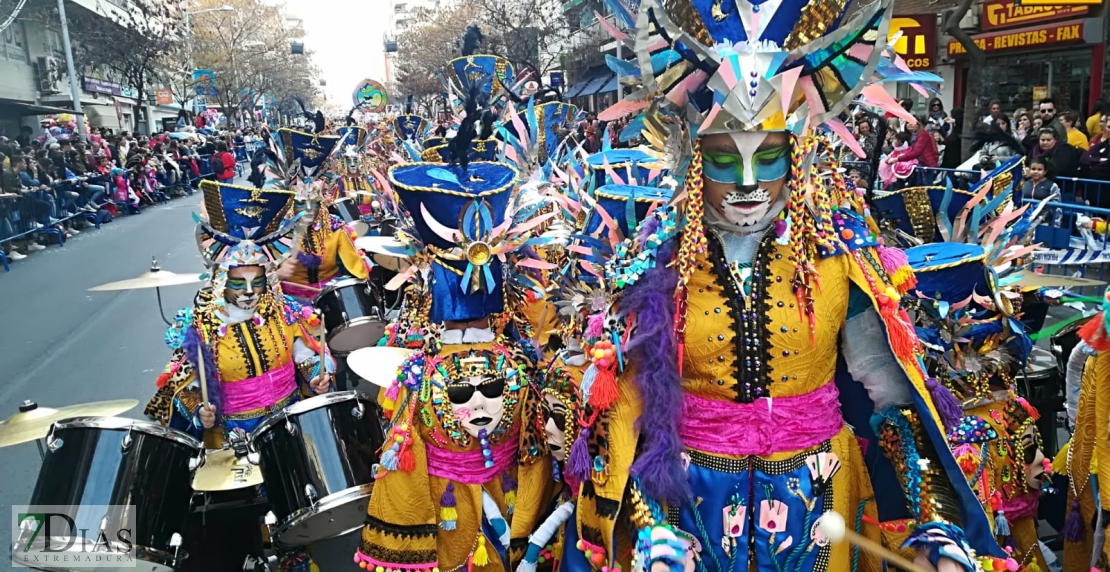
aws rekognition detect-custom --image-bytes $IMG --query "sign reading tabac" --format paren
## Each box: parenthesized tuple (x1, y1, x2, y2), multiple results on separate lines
(947, 18, 1087, 56)
(982, 0, 1089, 29)
(888, 15, 937, 70)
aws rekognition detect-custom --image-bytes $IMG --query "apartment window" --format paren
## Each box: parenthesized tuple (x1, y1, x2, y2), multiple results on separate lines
(395, 3, 407, 12)
(1, 21, 27, 63)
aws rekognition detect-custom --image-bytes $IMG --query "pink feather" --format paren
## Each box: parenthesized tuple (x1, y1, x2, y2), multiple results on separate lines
(603, 158, 626, 186)
(594, 11, 629, 41)
(420, 203, 461, 243)
(826, 120, 866, 159)
(861, 85, 915, 124)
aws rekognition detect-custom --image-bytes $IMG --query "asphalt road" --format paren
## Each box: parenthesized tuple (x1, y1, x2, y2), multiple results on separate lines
(0, 193, 360, 570)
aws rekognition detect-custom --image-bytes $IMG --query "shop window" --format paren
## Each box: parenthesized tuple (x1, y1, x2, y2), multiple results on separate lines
(978, 50, 1090, 117)
(2, 21, 27, 63)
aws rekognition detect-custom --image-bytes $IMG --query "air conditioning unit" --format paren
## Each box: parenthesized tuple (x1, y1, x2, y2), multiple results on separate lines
(36, 56, 62, 95)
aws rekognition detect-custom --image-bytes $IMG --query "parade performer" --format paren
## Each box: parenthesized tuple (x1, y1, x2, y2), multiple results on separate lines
(899, 164, 1052, 571)
(271, 126, 372, 302)
(1060, 286, 1110, 572)
(559, 1, 1010, 571)
(144, 180, 331, 448)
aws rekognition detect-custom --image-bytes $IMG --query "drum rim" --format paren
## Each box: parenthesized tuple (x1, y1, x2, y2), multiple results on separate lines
(271, 483, 374, 547)
(313, 278, 373, 302)
(324, 316, 387, 352)
(249, 391, 373, 438)
(51, 416, 203, 449)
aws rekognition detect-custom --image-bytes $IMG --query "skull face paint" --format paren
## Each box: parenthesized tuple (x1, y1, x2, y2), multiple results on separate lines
(445, 375, 506, 438)
(701, 132, 791, 227)
(224, 265, 265, 311)
(543, 394, 569, 461)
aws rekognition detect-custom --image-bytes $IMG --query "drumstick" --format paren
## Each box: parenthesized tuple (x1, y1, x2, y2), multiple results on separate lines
(817, 512, 930, 572)
(282, 281, 322, 294)
(318, 315, 329, 391)
(197, 338, 209, 407)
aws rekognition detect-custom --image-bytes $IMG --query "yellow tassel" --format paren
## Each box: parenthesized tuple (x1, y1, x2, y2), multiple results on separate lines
(505, 490, 517, 511)
(441, 506, 458, 522)
(1052, 440, 1071, 475)
(473, 535, 489, 566)
(310, 560, 320, 572)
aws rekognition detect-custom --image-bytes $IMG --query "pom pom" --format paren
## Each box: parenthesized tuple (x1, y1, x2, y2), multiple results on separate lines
(505, 490, 517, 514)
(380, 447, 399, 471)
(586, 313, 605, 339)
(817, 512, 846, 542)
(1064, 498, 1084, 542)
(473, 536, 489, 566)
(924, 377, 962, 430)
(155, 371, 171, 389)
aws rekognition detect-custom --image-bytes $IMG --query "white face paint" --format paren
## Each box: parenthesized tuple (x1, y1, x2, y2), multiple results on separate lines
(224, 266, 265, 311)
(701, 132, 791, 228)
(446, 375, 506, 438)
(543, 394, 569, 462)
(720, 132, 773, 226)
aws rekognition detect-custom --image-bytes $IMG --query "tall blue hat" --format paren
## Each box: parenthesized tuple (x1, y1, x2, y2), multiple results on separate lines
(906, 243, 989, 305)
(394, 114, 430, 142)
(195, 180, 298, 270)
(337, 126, 368, 148)
(422, 138, 499, 163)
(585, 149, 664, 190)
(586, 184, 674, 237)
(423, 135, 449, 149)
(277, 128, 341, 178)
(873, 186, 978, 242)
(450, 54, 515, 100)
(389, 161, 519, 323)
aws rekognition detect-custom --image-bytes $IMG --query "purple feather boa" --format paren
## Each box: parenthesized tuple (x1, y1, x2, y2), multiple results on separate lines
(622, 242, 690, 503)
(182, 326, 221, 421)
(296, 250, 323, 269)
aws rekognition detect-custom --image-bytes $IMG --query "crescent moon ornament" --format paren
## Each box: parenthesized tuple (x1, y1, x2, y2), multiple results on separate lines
(353, 79, 388, 113)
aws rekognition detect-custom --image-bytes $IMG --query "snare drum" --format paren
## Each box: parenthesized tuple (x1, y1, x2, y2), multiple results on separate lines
(249, 391, 385, 547)
(314, 278, 385, 352)
(329, 197, 369, 236)
(17, 417, 202, 571)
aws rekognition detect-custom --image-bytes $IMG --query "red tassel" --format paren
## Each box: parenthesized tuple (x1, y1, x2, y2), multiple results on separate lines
(399, 446, 416, 472)
(1080, 313, 1110, 351)
(1017, 397, 1041, 421)
(589, 366, 618, 410)
(156, 372, 171, 389)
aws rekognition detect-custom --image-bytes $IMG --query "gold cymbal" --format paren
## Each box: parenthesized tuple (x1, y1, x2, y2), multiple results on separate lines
(89, 269, 203, 292)
(192, 448, 264, 492)
(0, 400, 139, 448)
(1007, 273, 1108, 289)
(346, 347, 415, 388)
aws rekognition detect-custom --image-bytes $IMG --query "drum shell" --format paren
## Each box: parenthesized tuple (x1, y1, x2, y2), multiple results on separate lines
(314, 279, 384, 352)
(250, 392, 384, 539)
(328, 198, 363, 225)
(30, 418, 200, 556)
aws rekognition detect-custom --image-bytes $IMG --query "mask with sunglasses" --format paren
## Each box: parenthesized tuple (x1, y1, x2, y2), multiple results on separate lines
(431, 347, 523, 441)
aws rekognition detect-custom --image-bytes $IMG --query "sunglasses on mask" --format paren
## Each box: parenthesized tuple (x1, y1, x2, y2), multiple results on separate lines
(446, 377, 506, 404)
(703, 146, 791, 185)
(544, 404, 567, 429)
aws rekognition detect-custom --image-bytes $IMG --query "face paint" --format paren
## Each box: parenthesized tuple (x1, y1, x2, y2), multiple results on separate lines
(701, 132, 791, 227)
(447, 375, 506, 438)
(225, 266, 265, 311)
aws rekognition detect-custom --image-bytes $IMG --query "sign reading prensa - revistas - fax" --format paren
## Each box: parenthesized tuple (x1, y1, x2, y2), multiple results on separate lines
(947, 18, 1089, 56)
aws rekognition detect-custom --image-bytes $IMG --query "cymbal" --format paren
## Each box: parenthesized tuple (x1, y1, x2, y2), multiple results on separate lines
(192, 448, 264, 492)
(346, 347, 415, 388)
(349, 220, 370, 237)
(89, 269, 203, 292)
(0, 400, 139, 448)
(1004, 273, 1107, 289)
(355, 236, 412, 272)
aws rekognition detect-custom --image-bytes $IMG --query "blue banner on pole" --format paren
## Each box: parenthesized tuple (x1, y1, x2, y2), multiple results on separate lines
(193, 69, 217, 96)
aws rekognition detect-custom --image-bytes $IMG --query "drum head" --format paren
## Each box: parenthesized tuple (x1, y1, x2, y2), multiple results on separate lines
(347, 347, 415, 388)
(349, 220, 369, 237)
(273, 487, 373, 547)
(328, 319, 387, 353)
(354, 236, 412, 272)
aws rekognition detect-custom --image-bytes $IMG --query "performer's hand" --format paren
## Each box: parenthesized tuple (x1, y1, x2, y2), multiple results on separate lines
(198, 404, 217, 429)
(309, 373, 330, 394)
(276, 258, 298, 281)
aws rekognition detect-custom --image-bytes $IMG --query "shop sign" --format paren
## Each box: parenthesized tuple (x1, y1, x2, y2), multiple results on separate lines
(155, 89, 173, 105)
(889, 15, 937, 69)
(946, 18, 1086, 56)
(1032, 86, 1048, 99)
(982, 0, 1088, 30)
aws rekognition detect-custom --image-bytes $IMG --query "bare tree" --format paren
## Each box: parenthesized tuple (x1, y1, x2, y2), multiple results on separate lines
(469, 0, 571, 75)
(943, 0, 986, 160)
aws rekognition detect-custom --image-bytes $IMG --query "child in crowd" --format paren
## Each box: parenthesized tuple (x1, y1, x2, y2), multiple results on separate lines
(1021, 158, 1061, 200)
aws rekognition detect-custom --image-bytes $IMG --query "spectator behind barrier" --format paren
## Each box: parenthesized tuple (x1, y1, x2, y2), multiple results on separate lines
(1028, 127, 1081, 180)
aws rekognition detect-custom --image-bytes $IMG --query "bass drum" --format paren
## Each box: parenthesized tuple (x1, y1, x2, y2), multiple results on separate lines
(249, 392, 385, 548)
(17, 417, 202, 572)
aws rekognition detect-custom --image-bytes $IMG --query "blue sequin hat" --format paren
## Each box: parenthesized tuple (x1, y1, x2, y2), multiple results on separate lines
(337, 125, 368, 148)
(277, 128, 342, 178)
(586, 184, 675, 238)
(906, 243, 989, 304)
(195, 180, 300, 285)
(873, 186, 978, 242)
(389, 161, 521, 323)
(394, 114, 430, 143)
(585, 149, 666, 190)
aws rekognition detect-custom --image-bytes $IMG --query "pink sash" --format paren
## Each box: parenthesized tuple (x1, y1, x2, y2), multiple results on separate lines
(679, 382, 844, 457)
(425, 428, 519, 484)
(222, 362, 298, 415)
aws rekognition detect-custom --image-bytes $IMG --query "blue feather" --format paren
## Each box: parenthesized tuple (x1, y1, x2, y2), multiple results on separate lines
(426, 167, 460, 184)
(619, 116, 645, 143)
(603, 124, 613, 152)
(650, 50, 682, 75)
(601, 0, 635, 28)
(606, 54, 641, 77)
(938, 178, 955, 238)
(526, 97, 539, 151)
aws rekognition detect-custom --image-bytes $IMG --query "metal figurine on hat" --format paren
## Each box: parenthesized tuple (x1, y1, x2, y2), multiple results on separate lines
(551, 1, 1009, 572)
(355, 26, 564, 572)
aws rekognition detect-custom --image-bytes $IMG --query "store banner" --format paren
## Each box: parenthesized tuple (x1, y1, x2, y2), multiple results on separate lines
(193, 69, 217, 96)
(154, 89, 173, 105)
(888, 15, 937, 70)
(83, 76, 122, 96)
(947, 18, 1088, 56)
(982, 0, 1089, 30)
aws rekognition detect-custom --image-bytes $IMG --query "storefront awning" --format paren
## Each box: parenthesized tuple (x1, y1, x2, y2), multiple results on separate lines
(565, 66, 610, 98)
(0, 98, 82, 117)
(579, 73, 615, 97)
(597, 75, 620, 95)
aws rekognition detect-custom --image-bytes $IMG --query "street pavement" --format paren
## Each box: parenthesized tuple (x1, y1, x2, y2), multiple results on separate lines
(0, 191, 359, 570)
